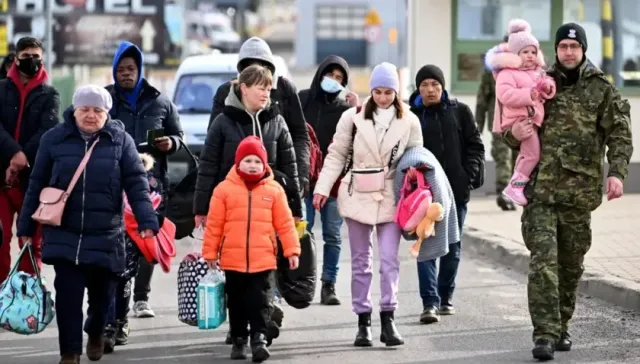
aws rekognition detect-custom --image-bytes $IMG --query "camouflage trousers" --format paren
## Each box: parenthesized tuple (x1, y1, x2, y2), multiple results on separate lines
(491, 133, 517, 191)
(521, 202, 592, 342)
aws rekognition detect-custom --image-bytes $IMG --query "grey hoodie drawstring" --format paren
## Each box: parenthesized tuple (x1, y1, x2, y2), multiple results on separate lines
(251, 110, 264, 141)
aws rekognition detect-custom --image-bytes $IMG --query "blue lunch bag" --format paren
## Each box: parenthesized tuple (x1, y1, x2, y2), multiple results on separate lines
(0, 241, 55, 335)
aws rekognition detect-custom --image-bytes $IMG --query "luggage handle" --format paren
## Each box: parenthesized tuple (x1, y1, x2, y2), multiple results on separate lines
(6, 240, 42, 283)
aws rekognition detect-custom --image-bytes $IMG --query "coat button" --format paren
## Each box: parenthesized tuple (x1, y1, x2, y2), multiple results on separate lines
(359, 163, 365, 168)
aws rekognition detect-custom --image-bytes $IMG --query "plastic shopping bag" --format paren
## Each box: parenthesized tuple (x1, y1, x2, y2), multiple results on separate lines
(197, 269, 227, 330)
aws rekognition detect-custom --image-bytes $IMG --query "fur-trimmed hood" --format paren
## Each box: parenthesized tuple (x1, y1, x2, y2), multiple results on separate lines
(485, 42, 545, 72)
(139, 153, 155, 172)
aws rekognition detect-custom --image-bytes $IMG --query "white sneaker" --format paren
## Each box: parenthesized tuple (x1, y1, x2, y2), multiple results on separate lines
(132, 301, 155, 318)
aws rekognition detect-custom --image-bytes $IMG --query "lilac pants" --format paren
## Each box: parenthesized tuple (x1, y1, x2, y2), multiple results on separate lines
(345, 218, 402, 314)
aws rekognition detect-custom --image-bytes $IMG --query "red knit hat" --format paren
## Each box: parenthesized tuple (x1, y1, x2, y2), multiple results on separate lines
(235, 136, 268, 166)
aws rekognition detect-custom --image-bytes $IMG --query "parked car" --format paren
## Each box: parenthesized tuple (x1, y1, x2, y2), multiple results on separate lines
(167, 52, 238, 183)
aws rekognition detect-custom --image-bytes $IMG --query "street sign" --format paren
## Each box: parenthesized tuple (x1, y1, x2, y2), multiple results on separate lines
(388, 27, 397, 45)
(364, 8, 381, 26)
(364, 25, 381, 43)
(5, 0, 166, 66)
(140, 18, 156, 52)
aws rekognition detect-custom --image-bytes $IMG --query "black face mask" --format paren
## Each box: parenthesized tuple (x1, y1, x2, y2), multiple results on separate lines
(17, 57, 41, 77)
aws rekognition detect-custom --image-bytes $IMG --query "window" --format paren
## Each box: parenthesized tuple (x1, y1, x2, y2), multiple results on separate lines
(564, 0, 640, 90)
(457, 0, 552, 41)
(315, 5, 368, 40)
(452, 0, 560, 93)
(174, 73, 236, 113)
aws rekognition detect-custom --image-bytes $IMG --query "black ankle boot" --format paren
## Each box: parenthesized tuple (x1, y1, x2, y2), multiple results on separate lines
(250, 333, 270, 363)
(230, 337, 248, 360)
(556, 332, 572, 351)
(320, 281, 341, 305)
(532, 338, 555, 361)
(379, 311, 404, 346)
(354, 312, 373, 347)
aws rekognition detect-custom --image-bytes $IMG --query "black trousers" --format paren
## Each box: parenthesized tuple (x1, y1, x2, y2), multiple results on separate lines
(225, 270, 274, 339)
(133, 256, 154, 302)
(54, 262, 117, 355)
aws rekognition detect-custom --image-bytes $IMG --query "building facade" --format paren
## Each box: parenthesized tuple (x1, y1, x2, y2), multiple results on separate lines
(294, 0, 407, 69)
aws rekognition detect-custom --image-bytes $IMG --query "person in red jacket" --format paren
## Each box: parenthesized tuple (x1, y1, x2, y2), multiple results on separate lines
(203, 136, 300, 362)
(0, 37, 59, 282)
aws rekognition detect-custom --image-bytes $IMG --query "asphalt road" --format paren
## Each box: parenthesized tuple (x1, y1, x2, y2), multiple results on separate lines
(2, 226, 640, 363)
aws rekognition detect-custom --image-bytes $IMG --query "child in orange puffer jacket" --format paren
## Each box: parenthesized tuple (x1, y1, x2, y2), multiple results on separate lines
(202, 135, 300, 362)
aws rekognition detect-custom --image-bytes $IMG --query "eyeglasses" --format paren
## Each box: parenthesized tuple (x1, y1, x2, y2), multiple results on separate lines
(557, 43, 582, 51)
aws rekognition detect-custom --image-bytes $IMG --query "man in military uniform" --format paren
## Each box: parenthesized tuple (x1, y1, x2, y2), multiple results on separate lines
(475, 35, 517, 211)
(503, 23, 633, 361)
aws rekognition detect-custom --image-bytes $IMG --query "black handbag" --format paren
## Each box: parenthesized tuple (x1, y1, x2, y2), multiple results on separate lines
(276, 232, 317, 309)
(166, 139, 199, 240)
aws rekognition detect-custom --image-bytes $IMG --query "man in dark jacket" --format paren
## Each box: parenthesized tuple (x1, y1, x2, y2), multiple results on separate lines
(409, 64, 485, 324)
(106, 41, 183, 334)
(206, 36, 310, 198)
(0, 37, 59, 282)
(297, 55, 358, 306)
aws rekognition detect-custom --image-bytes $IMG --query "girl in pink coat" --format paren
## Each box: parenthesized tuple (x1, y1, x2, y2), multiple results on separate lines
(488, 19, 556, 206)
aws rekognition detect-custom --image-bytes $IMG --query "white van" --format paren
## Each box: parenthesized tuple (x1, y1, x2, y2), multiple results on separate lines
(168, 52, 291, 182)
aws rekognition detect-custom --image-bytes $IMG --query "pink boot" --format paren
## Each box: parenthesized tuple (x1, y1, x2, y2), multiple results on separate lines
(502, 172, 529, 206)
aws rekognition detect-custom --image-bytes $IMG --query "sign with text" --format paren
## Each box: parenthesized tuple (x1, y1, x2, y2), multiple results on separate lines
(6, 0, 166, 66)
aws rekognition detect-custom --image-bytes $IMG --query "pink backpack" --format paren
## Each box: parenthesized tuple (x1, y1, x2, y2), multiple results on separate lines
(394, 167, 433, 232)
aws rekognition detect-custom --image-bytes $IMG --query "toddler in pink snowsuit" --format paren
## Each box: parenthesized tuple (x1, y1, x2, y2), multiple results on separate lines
(488, 19, 556, 206)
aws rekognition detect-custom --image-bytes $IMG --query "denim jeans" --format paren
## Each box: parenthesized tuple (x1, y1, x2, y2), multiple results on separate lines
(417, 203, 468, 308)
(305, 195, 343, 283)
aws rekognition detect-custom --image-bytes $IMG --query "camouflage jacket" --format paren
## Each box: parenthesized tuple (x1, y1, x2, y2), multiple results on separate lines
(475, 69, 496, 133)
(504, 60, 634, 211)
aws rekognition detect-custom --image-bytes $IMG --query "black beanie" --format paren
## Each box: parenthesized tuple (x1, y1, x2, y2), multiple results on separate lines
(555, 23, 587, 52)
(415, 65, 445, 89)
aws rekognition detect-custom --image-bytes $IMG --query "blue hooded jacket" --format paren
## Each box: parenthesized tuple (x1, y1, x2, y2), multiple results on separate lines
(112, 41, 145, 111)
(106, 41, 183, 195)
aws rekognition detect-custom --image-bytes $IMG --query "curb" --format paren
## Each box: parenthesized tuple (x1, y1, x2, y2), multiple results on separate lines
(463, 227, 640, 312)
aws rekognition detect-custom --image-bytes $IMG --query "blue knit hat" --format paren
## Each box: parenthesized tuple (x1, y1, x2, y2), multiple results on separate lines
(369, 62, 399, 93)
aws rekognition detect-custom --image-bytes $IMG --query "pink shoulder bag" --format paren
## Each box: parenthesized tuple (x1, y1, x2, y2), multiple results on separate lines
(32, 137, 101, 226)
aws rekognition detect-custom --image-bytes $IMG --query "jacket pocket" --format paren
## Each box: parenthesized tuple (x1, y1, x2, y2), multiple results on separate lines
(556, 154, 602, 210)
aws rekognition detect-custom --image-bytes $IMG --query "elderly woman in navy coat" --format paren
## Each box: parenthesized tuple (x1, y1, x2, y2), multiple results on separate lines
(17, 85, 159, 364)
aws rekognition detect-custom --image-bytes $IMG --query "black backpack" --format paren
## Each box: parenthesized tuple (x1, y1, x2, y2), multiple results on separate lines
(166, 139, 199, 240)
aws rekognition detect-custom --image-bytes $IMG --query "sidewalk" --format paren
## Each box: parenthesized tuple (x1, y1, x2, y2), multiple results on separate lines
(464, 193, 640, 311)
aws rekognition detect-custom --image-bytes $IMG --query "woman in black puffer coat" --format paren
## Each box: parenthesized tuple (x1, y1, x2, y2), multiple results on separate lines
(194, 65, 301, 221)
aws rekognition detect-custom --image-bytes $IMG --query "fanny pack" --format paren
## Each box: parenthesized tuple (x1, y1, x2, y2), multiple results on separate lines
(348, 142, 400, 195)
